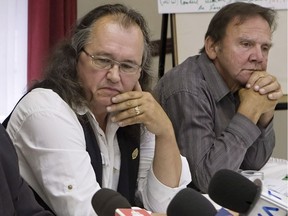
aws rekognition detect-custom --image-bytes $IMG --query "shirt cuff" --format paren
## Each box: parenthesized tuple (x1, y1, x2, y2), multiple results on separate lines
(147, 155, 192, 204)
(228, 113, 262, 147)
(257, 119, 274, 139)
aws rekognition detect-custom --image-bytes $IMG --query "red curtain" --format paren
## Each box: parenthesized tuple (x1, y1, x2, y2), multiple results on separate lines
(28, 0, 77, 84)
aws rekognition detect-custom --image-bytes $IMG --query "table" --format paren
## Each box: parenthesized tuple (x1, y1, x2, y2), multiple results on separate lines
(261, 157, 288, 197)
(204, 157, 288, 215)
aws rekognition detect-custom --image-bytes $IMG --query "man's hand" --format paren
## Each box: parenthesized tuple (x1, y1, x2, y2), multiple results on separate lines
(238, 87, 277, 124)
(241, 71, 283, 126)
(246, 71, 282, 100)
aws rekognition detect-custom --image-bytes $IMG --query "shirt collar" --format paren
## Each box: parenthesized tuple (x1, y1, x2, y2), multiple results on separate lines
(198, 53, 231, 102)
(75, 105, 119, 134)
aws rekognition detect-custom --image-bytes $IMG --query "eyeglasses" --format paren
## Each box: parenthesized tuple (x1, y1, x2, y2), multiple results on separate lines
(82, 49, 141, 74)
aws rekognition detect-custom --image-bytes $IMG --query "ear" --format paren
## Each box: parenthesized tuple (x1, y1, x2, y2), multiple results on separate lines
(204, 36, 218, 60)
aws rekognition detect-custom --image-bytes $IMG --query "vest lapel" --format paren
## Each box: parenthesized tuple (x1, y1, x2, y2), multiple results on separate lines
(79, 114, 140, 204)
(78, 114, 103, 186)
(117, 125, 140, 205)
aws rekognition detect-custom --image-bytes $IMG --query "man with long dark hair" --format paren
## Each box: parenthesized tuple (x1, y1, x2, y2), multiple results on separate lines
(5, 4, 191, 215)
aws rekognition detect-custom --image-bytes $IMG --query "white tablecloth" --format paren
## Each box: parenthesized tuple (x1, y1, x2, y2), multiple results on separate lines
(261, 157, 288, 197)
(261, 157, 288, 179)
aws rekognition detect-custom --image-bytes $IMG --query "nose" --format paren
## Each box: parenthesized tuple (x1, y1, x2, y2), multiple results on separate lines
(106, 64, 121, 83)
(249, 46, 265, 63)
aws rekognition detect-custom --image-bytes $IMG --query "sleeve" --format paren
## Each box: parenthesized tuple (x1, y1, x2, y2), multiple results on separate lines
(161, 90, 275, 193)
(136, 128, 191, 213)
(240, 120, 275, 169)
(12, 107, 99, 216)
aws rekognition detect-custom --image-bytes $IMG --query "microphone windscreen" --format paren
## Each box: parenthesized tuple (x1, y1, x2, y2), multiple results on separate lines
(167, 188, 217, 216)
(208, 169, 260, 213)
(91, 188, 131, 216)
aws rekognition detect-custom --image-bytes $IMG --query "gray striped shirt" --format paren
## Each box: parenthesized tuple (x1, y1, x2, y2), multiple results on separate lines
(153, 53, 275, 193)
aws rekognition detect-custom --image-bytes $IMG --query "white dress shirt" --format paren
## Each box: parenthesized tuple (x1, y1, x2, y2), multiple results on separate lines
(6, 88, 191, 216)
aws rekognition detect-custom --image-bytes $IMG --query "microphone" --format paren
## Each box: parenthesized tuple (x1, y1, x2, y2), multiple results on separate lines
(91, 188, 131, 216)
(166, 188, 217, 216)
(208, 169, 288, 216)
(91, 188, 152, 216)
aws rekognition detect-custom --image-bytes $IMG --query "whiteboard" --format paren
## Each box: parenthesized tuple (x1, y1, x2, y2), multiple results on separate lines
(158, 0, 288, 14)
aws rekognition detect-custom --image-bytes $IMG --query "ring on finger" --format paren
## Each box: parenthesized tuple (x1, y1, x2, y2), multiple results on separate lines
(134, 106, 141, 115)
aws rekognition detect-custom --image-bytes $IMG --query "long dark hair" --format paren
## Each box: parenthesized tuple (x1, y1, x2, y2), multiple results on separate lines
(31, 4, 153, 110)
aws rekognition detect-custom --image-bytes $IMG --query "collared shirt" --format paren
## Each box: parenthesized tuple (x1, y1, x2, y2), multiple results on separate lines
(154, 53, 275, 193)
(6, 88, 191, 216)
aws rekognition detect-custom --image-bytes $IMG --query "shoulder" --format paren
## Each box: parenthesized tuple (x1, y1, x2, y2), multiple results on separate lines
(13, 88, 75, 119)
(24, 88, 67, 108)
(157, 56, 204, 88)
(154, 55, 210, 101)
(7, 88, 80, 139)
(163, 56, 200, 78)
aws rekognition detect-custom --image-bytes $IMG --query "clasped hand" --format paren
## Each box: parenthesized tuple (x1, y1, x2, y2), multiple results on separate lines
(245, 71, 282, 100)
(238, 71, 283, 126)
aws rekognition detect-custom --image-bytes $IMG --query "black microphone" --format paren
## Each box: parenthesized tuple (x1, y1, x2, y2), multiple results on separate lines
(167, 188, 217, 216)
(91, 188, 131, 216)
(208, 169, 288, 215)
(92, 188, 152, 216)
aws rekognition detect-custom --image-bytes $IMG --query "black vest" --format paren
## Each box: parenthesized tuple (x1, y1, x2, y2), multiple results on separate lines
(78, 114, 140, 205)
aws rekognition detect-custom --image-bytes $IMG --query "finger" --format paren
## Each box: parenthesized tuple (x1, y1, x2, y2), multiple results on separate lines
(111, 106, 143, 126)
(246, 71, 266, 88)
(116, 115, 142, 127)
(111, 91, 143, 103)
(267, 89, 283, 100)
(253, 75, 276, 92)
(258, 79, 280, 94)
(107, 98, 141, 112)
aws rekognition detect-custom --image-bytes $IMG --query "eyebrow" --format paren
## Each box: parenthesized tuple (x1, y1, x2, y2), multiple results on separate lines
(238, 37, 273, 48)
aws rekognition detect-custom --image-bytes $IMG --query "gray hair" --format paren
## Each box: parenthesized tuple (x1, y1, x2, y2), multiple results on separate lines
(31, 4, 153, 109)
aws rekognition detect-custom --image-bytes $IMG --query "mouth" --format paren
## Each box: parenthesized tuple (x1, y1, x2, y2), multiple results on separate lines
(244, 69, 257, 72)
(244, 67, 263, 72)
(98, 87, 121, 95)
